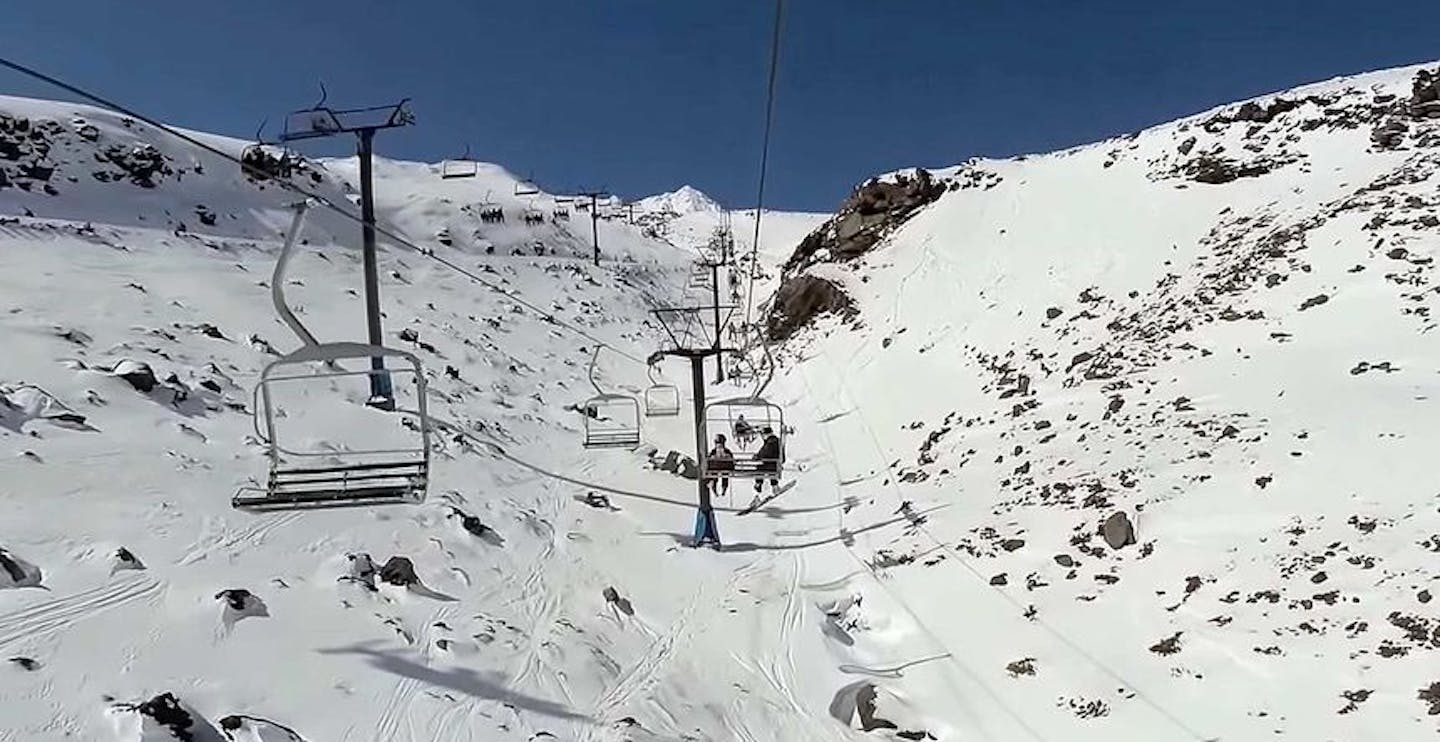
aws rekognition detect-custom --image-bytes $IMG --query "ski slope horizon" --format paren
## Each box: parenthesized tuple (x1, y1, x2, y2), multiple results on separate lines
(3, 57, 1440, 741)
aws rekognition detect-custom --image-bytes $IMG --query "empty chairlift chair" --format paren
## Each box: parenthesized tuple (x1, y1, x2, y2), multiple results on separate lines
(581, 348, 642, 449)
(236, 344, 431, 509)
(643, 364, 681, 417)
(441, 145, 478, 179)
(703, 396, 784, 479)
(583, 394, 643, 449)
(231, 201, 432, 511)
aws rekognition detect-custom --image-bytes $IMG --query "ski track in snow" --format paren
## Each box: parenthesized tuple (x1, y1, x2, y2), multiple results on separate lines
(0, 575, 164, 651)
(177, 511, 304, 566)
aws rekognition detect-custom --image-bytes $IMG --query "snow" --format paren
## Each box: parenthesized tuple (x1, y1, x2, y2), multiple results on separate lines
(3, 58, 1440, 742)
(635, 185, 723, 217)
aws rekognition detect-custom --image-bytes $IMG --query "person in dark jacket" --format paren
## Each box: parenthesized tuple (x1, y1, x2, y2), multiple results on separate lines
(753, 427, 782, 495)
(707, 434, 734, 499)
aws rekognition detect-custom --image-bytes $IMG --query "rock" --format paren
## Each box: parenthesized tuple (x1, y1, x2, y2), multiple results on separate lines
(989, 573, 1008, 586)
(215, 589, 268, 629)
(1180, 154, 1279, 184)
(107, 359, 159, 393)
(765, 275, 857, 343)
(1006, 658, 1037, 677)
(603, 586, 635, 616)
(1054, 554, 1075, 568)
(379, 556, 419, 587)
(1371, 119, 1409, 149)
(112, 547, 145, 574)
(783, 169, 946, 276)
(218, 714, 308, 741)
(1149, 632, 1183, 656)
(344, 553, 377, 590)
(1045, 307, 1063, 320)
(0, 383, 92, 431)
(108, 691, 221, 742)
(854, 684, 897, 732)
(999, 538, 1025, 552)
(1298, 294, 1330, 311)
(0, 547, 42, 588)
(1101, 512, 1136, 550)
(582, 492, 616, 510)
(8, 656, 39, 671)
(447, 508, 504, 546)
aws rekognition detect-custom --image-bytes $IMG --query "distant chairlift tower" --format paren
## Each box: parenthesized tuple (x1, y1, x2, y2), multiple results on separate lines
(577, 189, 609, 267)
(278, 84, 415, 410)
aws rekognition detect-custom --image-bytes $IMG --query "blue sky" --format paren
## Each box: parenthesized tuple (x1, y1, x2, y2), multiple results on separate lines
(3, 1, 1437, 211)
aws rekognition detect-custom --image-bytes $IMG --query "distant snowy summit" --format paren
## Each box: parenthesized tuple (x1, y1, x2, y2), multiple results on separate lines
(635, 185, 722, 216)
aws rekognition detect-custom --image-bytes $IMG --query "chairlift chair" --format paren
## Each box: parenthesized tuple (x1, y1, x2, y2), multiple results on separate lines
(441, 145, 478, 179)
(581, 348, 641, 449)
(515, 178, 541, 197)
(232, 201, 432, 511)
(583, 394, 643, 449)
(703, 396, 784, 480)
(235, 343, 431, 510)
(240, 119, 298, 182)
(643, 364, 681, 417)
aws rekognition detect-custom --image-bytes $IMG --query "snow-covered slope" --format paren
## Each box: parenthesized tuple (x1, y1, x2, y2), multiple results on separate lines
(0, 95, 669, 263)
(750, 61, 1440, 739)
(6, 59, 1440, 742)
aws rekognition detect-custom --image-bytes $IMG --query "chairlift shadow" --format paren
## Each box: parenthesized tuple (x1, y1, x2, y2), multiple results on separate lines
(639, 505, 947, 553)
(317, 642, 590, 722)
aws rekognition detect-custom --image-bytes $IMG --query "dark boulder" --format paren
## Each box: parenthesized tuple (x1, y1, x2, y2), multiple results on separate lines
(1102, 512, 1136, 550)
(765, 275, 857, 342)
(379, 556, 419, 587)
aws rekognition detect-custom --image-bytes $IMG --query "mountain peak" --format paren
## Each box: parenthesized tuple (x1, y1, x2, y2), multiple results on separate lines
(637, 185, 721, 215)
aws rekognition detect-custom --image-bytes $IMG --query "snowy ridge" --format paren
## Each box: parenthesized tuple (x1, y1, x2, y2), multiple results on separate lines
(0, 95, 671, 263)
(755, 60, 1440, 738)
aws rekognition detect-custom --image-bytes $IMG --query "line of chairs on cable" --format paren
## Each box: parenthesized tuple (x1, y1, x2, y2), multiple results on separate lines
(233, 203, 777, 512)
(581, 343, 786, 484)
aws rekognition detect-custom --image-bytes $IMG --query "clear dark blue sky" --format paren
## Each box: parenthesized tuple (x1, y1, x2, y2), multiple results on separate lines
(3, 1, 1436, 211)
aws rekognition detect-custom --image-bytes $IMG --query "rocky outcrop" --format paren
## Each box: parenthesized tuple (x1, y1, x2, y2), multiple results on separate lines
(783, 169, 945, 276)
(765, 275, 857, 343)
(1409, 68, 1440, 119)
(108, 692, 222, 741)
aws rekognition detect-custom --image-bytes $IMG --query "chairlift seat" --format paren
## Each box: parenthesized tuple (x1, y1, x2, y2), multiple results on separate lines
(583, 393, 642, 449)
(234, 342, 431, 510)
(441, 160, 478, 179)
(702, 395, 784, 480)
(644, 384, 681, 417)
